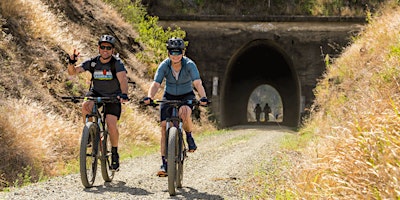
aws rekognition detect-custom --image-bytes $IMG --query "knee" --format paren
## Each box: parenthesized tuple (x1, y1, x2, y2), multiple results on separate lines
(161, 121, 167, 128)
(82, 101, 93, 113)
(179, 106, 192, 121)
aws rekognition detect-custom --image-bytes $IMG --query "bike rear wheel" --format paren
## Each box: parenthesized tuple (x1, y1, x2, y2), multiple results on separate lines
(167, 127, 179, 196)
(101, 129, 115, 182)
(80, 122, 99, 188)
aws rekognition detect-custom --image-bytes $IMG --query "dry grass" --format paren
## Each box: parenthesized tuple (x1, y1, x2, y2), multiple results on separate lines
(0, 0, 217, 189)
(0, 98, 80, 187)
(291, 1, 400, 199)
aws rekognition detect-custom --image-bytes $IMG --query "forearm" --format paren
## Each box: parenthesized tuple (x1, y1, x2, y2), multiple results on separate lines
(67, 63, 77, 75)
(193, 80, 207, 98)
(117, 72, 129, 94)
(148, 82, 160, 98)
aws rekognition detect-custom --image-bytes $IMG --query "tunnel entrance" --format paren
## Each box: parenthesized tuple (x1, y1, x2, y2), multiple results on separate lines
(247, 84, 283, 123)
(221, 39, 300, 127)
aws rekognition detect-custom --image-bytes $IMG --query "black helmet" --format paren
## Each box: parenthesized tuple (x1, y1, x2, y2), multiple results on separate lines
(166, 37, 185, 50)
(98, 35, 116, 47)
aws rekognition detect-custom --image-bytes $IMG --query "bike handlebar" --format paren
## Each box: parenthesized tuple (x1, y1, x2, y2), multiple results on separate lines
(61, 96, 121, 103)
(139, 99, 211, 107)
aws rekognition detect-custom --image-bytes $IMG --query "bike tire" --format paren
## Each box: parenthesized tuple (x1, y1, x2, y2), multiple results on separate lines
(176, 130, 184, 188)
(167, 127, 179, 196)
(80, 122, 99, 188)
(100, 129, 114, 182)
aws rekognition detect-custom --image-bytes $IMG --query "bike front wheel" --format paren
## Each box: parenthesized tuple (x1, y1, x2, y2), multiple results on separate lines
(167, 127, 179, 196)
(176, 130, 184, 188)
(80, 122, 99, 188)
(101, 129, 114, 182)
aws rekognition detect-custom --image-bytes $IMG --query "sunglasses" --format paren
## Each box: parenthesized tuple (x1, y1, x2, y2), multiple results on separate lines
(169, 50, 182, 56)
(100, 45, 113, 50)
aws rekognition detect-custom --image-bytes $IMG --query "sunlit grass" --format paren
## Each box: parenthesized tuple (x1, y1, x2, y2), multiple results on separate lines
(0, 98, 80, 188)
(289, 1, 400, 199)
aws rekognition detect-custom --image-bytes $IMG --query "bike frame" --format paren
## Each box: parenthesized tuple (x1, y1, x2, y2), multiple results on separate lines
(87, 99, 107, 150)
(165, 103, 185, 163)
(61, 96, 118, 187)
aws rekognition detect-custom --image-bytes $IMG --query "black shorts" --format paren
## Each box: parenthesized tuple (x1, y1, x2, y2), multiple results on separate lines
(160, 91, 195, 121)
(86, 90, 122, 120)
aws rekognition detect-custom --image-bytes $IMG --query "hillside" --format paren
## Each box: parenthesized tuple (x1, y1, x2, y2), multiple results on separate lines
(0, 0, 165, 188)
(291, 1, 400, 198)
(144, 0, 382, 16)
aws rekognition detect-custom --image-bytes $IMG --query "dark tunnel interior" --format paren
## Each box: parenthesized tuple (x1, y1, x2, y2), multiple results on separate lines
(221, 40, 300, 127)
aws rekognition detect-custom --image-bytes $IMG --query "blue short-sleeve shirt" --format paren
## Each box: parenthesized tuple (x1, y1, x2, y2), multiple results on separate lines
(154, 57, 200, 95)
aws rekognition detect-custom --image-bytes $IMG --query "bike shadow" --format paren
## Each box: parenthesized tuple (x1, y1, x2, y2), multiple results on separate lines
(83, 181, 152, 196)
(169, 186, 224, 199)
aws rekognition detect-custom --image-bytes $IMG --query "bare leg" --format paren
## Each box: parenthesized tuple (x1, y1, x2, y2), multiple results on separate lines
(82, 101, 94, 124)
(106, 114, 119, 147)
(179, 105, 193, 132)
(160, 121, 167, 156)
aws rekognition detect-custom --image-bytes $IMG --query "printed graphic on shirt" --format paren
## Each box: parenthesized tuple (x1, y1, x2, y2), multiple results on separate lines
(93, 69, 113, 80)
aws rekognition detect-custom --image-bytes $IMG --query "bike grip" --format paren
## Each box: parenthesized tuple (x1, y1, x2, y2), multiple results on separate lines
(61, 96, 76, 100)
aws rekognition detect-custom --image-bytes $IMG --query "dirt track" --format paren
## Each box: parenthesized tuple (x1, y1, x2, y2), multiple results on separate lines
(0, 125, 295, 200)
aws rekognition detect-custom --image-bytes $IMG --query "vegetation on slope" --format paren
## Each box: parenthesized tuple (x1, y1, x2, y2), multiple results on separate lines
(292, 1, 400, 198)
(240, 1, 400, 199)
(145, 0, 385, 17)
(0, 0, 214, 189)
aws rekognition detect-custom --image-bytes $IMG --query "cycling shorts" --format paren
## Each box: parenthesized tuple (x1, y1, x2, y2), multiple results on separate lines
(85, 90, 122, 120)
(160, 91, 195, 122)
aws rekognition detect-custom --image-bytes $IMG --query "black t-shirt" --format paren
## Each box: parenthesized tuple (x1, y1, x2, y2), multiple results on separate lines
(81, 56, 127, 96)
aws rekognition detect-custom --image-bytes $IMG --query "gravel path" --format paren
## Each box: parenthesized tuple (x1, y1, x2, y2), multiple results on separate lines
(0, 125, 294, 200)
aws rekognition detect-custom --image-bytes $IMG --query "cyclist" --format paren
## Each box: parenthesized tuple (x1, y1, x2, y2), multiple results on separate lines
(67, 35, 129, 171)
(143, 37, 208, 177)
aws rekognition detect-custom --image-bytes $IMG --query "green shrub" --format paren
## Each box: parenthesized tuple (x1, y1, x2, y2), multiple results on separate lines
(103, 0, 186, 73)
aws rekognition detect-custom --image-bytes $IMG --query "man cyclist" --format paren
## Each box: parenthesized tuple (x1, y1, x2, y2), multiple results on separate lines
(67, 35, 129, 171)
(143, 37, 208, 177)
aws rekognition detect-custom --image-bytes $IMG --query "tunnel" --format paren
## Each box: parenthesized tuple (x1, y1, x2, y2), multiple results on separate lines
(221, 39, 300, 127)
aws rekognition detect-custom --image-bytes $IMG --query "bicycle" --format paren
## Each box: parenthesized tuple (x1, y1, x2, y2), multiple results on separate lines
(141, 99, 206, 196)
(62, 96, 119, 188)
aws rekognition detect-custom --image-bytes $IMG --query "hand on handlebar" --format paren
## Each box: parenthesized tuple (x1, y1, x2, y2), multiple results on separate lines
(141, 97, 157, 107)
(117, 93, 129, 103)
(142, 97, 152, 105)
(199, 97, 209, 106)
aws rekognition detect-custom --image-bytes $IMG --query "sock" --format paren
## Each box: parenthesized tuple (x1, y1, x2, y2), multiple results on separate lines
(112, 147, 118, 154)
(162, 156, 167, 166)
(186, 132, 192, 138)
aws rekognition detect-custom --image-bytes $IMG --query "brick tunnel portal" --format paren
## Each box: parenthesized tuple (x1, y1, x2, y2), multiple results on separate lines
(159, 17, 364, 128)
(222, 39, 300, 127)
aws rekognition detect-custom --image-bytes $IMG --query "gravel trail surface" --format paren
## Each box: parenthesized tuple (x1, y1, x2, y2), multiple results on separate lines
(0, 125, 295, 200)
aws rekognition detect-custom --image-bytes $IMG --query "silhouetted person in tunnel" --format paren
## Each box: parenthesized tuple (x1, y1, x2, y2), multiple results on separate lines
(263, 103, 271, 122)
(254, 103, 262, 122)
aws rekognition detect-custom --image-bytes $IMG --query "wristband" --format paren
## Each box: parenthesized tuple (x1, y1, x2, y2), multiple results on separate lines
(120, 93, 129, 100)
(200, 97, 208, 103)
(67, 54, 78, 64)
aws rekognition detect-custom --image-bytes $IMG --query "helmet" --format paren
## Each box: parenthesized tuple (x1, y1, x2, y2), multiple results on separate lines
(98, 35, 116, 47)
(166, 37, 185, 50)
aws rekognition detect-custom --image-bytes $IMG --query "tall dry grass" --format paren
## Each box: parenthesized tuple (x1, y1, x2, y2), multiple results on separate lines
(0, 98, 80, 187)
(0, 0, 217, 188)
(293, 1, 400, 199)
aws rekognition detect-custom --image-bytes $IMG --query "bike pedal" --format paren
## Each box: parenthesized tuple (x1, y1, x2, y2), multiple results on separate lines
(110, 168, 119, 172)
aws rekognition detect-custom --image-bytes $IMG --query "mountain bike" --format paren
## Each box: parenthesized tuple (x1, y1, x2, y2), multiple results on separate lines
(62, 96, 119, 188)
(141, 99, 204, 196)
